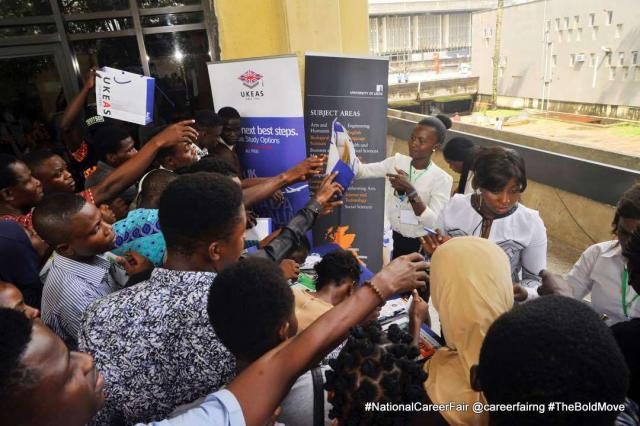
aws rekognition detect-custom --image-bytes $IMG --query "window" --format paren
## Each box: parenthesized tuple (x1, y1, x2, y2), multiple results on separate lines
(566, 29, 572, 42)
(546, 20, 551, 32)
(569, 54, 576, 66)
(635, 67, 640, 82)
(589, 13, 595, 27)
(1, 0, 52, 16)
(606, 10, 613, 25)
(555, 18, 560, 30)
(552, 55, 558, 67)
(576, 28, 582, 41)
(619, 52, 625, 66)
(574, 15, 580, 28)
(590, 53, 597, 67)
(71, 37, 143, 78)
(557, 31, 563, 43)
(623, 67, 630, 81)
(564, 17, 570, 29)
(607, 53, 612, 66)
(609, 67, 616, 80)
(616, 24, 623, 38)
(592, 26, 598, 41)
(632, 51, 639, 66)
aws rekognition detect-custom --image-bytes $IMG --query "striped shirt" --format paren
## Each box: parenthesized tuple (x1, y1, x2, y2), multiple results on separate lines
(41, 252, 120, 349)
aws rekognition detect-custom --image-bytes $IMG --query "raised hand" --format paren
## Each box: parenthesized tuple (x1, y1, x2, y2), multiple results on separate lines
(284, 155, 326, 183)
(370, 252, 428, 298)
(153, 120, 199, 148)
(313, 172, 344, 207)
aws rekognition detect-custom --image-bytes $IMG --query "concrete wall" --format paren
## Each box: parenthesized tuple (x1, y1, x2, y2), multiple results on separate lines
(213, 0, 370, 59)
(388, 76, 478, 103)
(386, 132, 616, 252)
(472, 0, 640, 108)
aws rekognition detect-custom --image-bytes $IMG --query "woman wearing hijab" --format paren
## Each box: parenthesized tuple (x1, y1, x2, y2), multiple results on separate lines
(424, 236, 514, 426)
(0, 220, 45, 308)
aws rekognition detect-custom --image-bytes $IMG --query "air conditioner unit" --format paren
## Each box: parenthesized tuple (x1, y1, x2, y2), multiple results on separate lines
(575, 54, 586, 62)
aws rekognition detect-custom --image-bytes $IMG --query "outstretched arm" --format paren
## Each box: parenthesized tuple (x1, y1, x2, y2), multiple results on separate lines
(88, 120, 198, 205)
(242, 156, 325, 207)
(60, 69, 96, 153)
(229, 253, 428, 426)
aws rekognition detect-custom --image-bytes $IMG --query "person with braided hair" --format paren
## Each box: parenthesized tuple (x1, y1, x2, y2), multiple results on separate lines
(325, 321, 428, 425)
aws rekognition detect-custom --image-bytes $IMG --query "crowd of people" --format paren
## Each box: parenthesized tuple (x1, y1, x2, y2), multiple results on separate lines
(0, 68, 639, 426)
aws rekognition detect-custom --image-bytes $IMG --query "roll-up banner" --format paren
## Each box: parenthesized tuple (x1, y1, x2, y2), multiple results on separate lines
(304, 53, 389, 272)
(208, 55, 309, 229)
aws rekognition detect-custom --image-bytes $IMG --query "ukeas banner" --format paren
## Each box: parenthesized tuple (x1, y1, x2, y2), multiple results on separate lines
(304, 53, 389, 272)
(208, 55, 308, 229)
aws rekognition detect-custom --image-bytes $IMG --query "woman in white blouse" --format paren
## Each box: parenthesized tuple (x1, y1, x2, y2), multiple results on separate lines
(559, 184, 640, 325)
(355, 117, 453, 258)
(423, 146, 547, 302)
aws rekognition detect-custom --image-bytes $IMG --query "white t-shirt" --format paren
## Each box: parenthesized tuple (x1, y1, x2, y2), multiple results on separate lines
(436, 193, 547, 289)
(564, 240, 640, 325)
(356, 153, 453, 238)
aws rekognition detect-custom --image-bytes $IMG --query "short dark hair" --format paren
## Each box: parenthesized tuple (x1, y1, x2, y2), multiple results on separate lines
(23, 149, 58, 174)
(443, 137, 476, 195)
(325, 322, 427, 424)
(314, 250, 361, 291)
(0, 308, 36, 402)
(159, 172, 243, 253)
(478, 296, 629, 426)
(472, 146, 527, 193)
(612, 184, 640, 235)
(32, 193, 87, 247)
(218, 107, 241, 122)
(611, 317, 640, 405)
(174, 156, 238, 177)
(92, 126, 131, 162)
(194, 110, 224, 130)
(0, 154, 20, 190)
(208, 257, 293, 362)
(436, 113, 452, 130)
(417, 116, 447, 145)
(137, 169, 177, 209)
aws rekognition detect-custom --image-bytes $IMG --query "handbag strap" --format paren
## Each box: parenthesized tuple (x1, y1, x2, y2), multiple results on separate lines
(311, 366, 325, 426)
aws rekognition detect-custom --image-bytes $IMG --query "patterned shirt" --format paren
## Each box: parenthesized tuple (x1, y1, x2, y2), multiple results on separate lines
(79, 268, 236, 425)
(41, 252, 120, 349)
(112, 208, 165, 266)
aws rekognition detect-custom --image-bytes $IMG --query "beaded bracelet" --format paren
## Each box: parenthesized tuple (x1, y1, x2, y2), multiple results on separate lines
(365, 281, 386, 305)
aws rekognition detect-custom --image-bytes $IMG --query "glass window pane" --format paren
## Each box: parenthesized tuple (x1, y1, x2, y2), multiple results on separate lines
(0, 0, 52, 17)
(144, 30, 212, 120)
(0, 55, 64, 154)
(71, 37, 143, 77)
(66, 17, 134, 34)
(137, 0, 201, 8)
(58, 0, 129, 15)
(141, 12, 204, 27)
(0, 24, 58, 38)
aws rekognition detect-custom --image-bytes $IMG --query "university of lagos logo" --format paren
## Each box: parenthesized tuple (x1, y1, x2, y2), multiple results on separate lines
(238, 70, 263, 89)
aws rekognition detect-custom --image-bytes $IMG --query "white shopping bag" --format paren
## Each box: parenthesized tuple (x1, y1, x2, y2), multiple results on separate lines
(96, 67, 155, 125)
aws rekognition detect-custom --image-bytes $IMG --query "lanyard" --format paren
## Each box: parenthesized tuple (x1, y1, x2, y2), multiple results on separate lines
(409, 163, 430, 184)
(621, 267, 639, 318)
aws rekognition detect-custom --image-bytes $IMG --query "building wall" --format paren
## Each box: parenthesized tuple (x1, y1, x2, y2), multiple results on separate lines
(472, 0, 640, 108)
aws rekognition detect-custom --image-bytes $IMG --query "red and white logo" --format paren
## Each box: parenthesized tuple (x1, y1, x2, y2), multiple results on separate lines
(238, 70, 263, 89)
